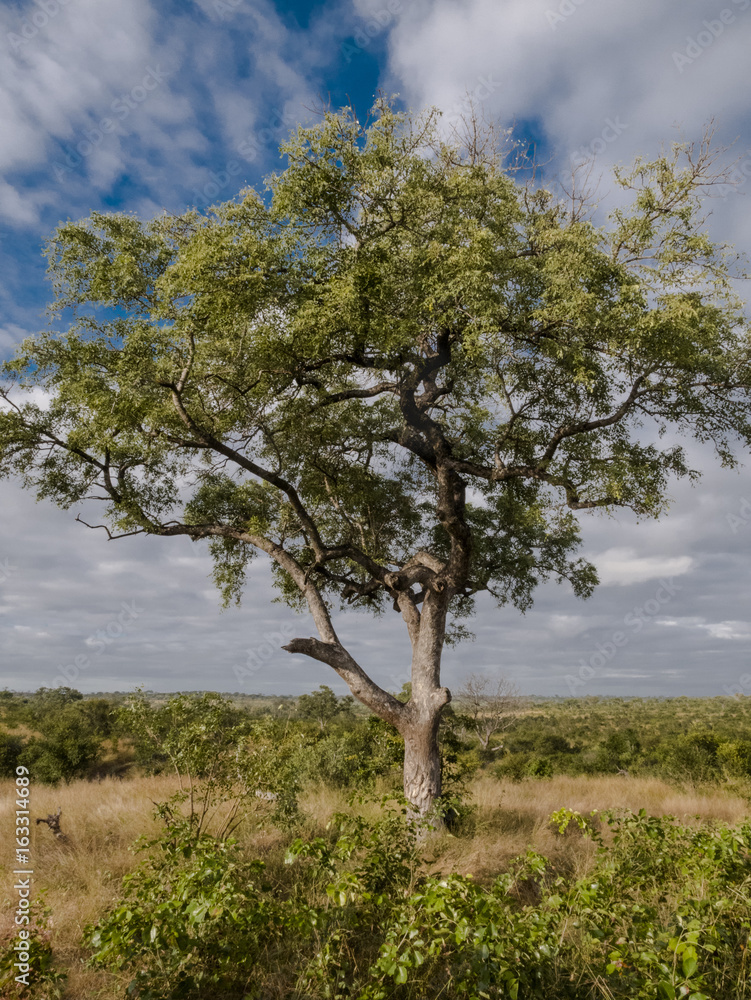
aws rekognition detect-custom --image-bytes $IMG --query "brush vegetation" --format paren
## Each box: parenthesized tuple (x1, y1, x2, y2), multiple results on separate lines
(2, 688, 751, 998)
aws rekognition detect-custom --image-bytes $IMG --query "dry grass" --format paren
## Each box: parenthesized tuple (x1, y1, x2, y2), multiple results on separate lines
(427, 774, 751, 883)
(474, 772, 750, 824)
(1, 775, 182, 999)
(1, 773, 749, 999)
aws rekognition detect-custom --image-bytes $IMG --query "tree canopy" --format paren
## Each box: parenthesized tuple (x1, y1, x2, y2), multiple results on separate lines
(1, 100, 749, 812)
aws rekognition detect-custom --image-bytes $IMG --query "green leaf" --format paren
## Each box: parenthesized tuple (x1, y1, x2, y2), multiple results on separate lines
(682, 955, 698, 978)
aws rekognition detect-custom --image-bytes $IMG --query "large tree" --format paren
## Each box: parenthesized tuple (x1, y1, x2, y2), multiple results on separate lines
(1, 103, 750, 815)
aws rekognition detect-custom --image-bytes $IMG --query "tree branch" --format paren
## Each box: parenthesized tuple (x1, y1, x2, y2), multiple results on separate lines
(281, 637, 406, 728)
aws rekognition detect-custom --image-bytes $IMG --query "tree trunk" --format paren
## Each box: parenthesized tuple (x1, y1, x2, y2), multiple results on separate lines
(402, 717, 443, 819)
(283, 577, 454, 821)
(400, 589, 451, 820)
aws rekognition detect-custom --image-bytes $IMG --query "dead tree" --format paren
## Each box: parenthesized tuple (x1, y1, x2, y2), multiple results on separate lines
(455, 673, 525, 750)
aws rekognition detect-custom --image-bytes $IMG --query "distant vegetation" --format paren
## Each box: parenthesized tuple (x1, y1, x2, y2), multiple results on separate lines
(3, 686, 751, 789)
(3, 687, 751, 998)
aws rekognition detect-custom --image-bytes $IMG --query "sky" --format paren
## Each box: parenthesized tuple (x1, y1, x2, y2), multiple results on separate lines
(0, 0, 750, 699)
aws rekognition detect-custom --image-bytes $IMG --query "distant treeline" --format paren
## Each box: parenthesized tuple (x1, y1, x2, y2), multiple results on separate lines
(2, 686, 751, 786)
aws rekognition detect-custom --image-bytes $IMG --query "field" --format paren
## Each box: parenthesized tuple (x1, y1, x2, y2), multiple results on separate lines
(2, 690, 751, 998)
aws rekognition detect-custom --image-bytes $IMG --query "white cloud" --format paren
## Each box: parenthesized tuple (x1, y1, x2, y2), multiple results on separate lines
(699, 620, 751, 641)
(655, 616, 751, 641)
(590, 547, 693, 586)
(547, 613, 589, 637)
(0, 324, 30, 354)
(0, 0, 330, 227)
(387, 0, 751, 156)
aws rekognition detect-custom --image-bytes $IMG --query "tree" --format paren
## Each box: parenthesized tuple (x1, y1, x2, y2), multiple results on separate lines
(297, 684, 354, 730)
(26, 686, 84, 726)
(120, 691, 296, 836)
(455, 673, 522, 750)
(19, 705, 102, 783)
(0, 730, 24, 778)
(1, 101, 750, 816)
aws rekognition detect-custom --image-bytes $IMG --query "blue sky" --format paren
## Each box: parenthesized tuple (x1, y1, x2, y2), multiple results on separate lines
(1, 0, 750, 698)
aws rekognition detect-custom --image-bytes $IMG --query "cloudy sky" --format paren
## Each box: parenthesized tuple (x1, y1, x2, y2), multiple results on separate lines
(1, 0, 750, 698)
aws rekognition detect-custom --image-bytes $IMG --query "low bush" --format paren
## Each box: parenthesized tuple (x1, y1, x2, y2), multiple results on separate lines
(84, 804, 751, 999)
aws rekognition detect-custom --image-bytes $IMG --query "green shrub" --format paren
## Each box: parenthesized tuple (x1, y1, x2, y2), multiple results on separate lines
(717, 739, 751, 777)
(293, 716, 404, 790)
(0, 730, 24, 778)
(86, 820, 295, 999)
(595, 728, 641, 772)
(18, 707, 102, 784)
(658, 731, 722, 783)
(493, 752, 531, 782)
(85, 805, 751, 1000)
(526, 754, 554, 778)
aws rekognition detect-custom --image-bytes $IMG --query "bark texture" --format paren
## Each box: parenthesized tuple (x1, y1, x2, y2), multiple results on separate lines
(402, 716, 444, 819)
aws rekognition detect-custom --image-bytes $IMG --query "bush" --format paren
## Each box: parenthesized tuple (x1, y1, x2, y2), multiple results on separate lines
(526, 754, 554, 778)
(86, 820, 292, 999)
(717, 739, 751, 778)
(595, 728, 641, 772)
(658, 730, 722, 783)
(86, 806, 751, 1000)
(294, 716, 404, 790)
(0, 730, 24, 778)
(493, 752, 531, 782)
(18, 707, 102, 784)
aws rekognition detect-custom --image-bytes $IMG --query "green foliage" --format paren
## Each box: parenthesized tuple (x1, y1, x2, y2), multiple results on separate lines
(657, 730, 723, 783)
(0, 730, 24, 778)
(717, 739, 751, 778)
(85, 806, 751, 999)
(485, 696, 751, 786)
(79, 698, 116, 738)
(119, 691, 301, 837)
(18, 705, 102, 784)
(119, 690, 246, 777)
(86, 820, 293, 1000)
(595, 728, 642, 771)
(0, 900, 66, 998)
(296, 685, 354, 730)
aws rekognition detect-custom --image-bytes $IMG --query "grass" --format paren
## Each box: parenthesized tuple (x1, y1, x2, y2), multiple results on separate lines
(1, 773, 750, 998)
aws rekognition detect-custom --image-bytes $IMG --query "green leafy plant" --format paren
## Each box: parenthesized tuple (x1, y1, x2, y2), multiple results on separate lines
(84, 806, 751, 999)
(86, 819, 296, 999)
(0, 900, 66, 998)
